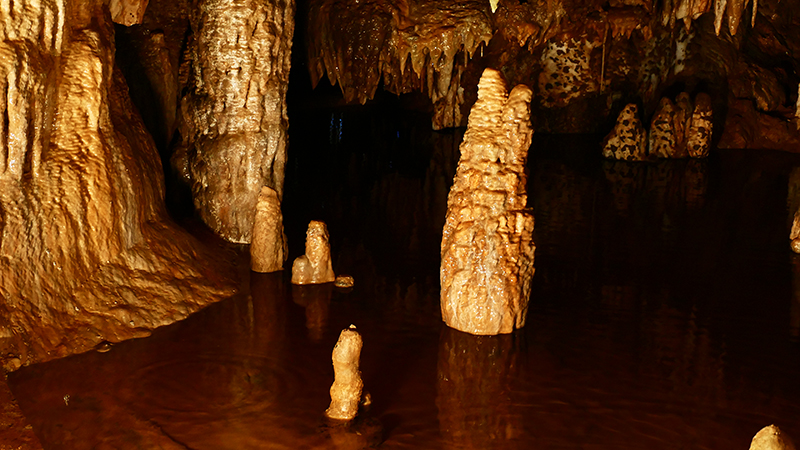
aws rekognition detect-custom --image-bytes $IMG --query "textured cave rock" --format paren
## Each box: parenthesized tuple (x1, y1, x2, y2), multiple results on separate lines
(250, 186, 288, 273)
(686, 92, 712, 158)
(174, 0, 295, 243)
(292, 221, 336, 285)
(325, 325, 364, 421)
(440, 68, 535, 336)
(603, 104, 648, 161)
(649, 97, 684, 158)
(0, 0, 235, 369)
(749, 425, 797, 450)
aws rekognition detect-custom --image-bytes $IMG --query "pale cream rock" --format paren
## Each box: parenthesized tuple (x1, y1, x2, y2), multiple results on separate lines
(440, 68, 536, 336)
(602, 104, 648, 161)
(687, 93, 713, 158)
(325, 325, 364, 421)
(292, 221, 336, 284)
(109, 0, 149, 26)
(250, 186, 288, 273)
(749, 425, 797, 450)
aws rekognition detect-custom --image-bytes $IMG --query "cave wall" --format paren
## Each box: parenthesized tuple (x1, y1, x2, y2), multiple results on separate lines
(0, 0, 236, 369)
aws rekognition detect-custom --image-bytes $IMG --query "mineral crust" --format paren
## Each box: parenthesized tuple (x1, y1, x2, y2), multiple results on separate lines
(440, 68, 536, 336)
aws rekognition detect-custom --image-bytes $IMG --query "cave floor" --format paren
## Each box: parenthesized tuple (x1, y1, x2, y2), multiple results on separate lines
(8, 105, 800, 449)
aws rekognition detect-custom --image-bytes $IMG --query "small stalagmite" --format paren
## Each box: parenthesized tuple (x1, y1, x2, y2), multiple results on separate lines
(325, 325, 364, 421)
(649, 97, 681, 158)
(250, 186, 288, 273)
(292, 221, 336, 284)
(602, 104, 648, 161)
(687, 93, 713, 158)
(749, 425, 797, 450)
(440, 68, 536, 336)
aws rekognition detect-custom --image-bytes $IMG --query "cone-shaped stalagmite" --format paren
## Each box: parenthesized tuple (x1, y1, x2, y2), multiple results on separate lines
(326, 325, 364, 421)
(292, 221, 336, 284)
(440, 68, 535, 336)
(749, 425, 796, 450)
(250, 186, 288, 273)
(602, 104, 648, 161)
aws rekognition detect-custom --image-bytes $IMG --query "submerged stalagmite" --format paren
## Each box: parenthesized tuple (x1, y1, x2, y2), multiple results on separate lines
(292, 221, 336, 285)
(440, 68, 536, 336)
(325, 325, 364, 421)
(250, 186, 288, 273)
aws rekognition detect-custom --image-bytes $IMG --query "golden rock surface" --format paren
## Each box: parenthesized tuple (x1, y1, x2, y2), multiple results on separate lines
(334, 275, 355, 288)
(109, 0, 149, 26)
(750, 425, 797, 450)
(687, 93, 713, 158)
(602, 103, 648, 161)
(0, 0, 234, 368)
(250, 186, 288, 273)
(440, 68, 535, 336)
(174, 0, 295, 243)
(292, 221, 336, 285)
(325, 325, 364, 421)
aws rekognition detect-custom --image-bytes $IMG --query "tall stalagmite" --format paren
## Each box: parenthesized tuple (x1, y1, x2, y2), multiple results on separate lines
(0, 0, 235, 369)
(175, 0, 295, 243)
(440, 68, 535, 336)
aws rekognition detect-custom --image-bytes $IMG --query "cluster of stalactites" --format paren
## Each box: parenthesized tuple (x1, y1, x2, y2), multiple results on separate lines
(660, 0, 757, 36)
(308, 0, 492, 111)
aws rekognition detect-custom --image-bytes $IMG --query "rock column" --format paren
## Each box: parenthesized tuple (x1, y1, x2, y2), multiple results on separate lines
(325, 325, 364, 421)
(440, 68, 536, 336)
(250, 186, 288, 272)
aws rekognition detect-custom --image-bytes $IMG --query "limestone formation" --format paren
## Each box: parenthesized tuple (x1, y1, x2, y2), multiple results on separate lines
(649, 97, 682, 159)
(440, 68, 535, 336)
(325, 325, 364, 421)
(602, 104, 648, 162)
(109, 0, 149, 26)
(292, 221, 336, 285)
(334, 275, 355, 289)
(687, 93, 713, 158)
(174, 0, 295, 243)
(790, 206, 800, 253)
(0, 0, 235, 369)
(749, 425, 797, 450)
(250, 186, 288, 273)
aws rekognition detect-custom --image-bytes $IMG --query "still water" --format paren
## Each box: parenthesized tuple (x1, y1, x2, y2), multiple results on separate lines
(9, 104, 800, 449)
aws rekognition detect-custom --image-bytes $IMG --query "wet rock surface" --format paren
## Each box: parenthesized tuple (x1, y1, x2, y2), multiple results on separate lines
(440, 68, 536, 335)
(292, 221, 336, 285)
(0, 0, 236, 369)
(250, 186, 288, 273)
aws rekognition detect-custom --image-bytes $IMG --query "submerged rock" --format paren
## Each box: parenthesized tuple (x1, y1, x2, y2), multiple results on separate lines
(250, 186, 288, 273)
(440, 68, 536, 336)
(326, 325, 364, 421)
(602, 104, 649, 161)
(292, 221, 336, 285)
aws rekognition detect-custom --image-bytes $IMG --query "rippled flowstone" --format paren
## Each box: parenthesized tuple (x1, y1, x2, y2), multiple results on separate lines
(292, 221, 336, 285)
(0, 0, 235, 369)
(250, 186, 288, 273)
(602, 104, 649, 161)
(326, 325, 364, 421)
(440, 68, 536, 336)
(749, 425, 797, 450)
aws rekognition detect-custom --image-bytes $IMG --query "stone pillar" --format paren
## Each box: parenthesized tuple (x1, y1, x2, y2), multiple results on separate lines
(325, 325, 364, 421)
(292, 221, 336, 285)
(440, 68, 535, 336)
(250, 186, 287, 273)
(175, 0, 294, 243)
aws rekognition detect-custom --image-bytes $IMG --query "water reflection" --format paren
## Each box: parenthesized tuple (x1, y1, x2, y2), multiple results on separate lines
(436, 327, 523, 449)
(292, 283, 333, 342)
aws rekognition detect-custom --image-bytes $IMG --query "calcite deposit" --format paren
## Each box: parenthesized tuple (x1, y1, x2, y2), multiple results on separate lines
(602, 104, 648, 161)
(174, 0, 294, 243)
(749, 425, 797, 450)
(0, 0, 235, 368)
(686, 93, 713, 158)
(292, 221, 336, 285)
(250, 186, 288, 273)
(325, 325, 364, 421)
(649, 97, 685, 158)
(440, 68, 535, 336)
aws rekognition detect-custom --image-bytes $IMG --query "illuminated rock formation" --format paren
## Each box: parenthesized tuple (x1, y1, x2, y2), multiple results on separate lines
(250, 186, 288, 273)
(174, 0, 294, 243)
(602, 104, 648, 161)
(686, 93, 713, 158)
(292, 221, 336, 285)
(0, 0, 235, 368)
(440, 68, 535, 336)
(325, 325, 364, 421)
(649, 97, 683, 159)
(749, 425, 797, 450)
